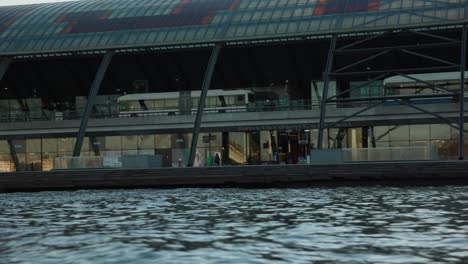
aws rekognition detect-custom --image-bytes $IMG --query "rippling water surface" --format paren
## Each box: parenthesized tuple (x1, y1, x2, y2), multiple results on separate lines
(1, 187, 468, 263)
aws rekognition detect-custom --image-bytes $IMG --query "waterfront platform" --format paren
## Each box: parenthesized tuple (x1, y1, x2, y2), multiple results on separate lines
(0, 104, 466, 139)
(1, 161, 468, 192)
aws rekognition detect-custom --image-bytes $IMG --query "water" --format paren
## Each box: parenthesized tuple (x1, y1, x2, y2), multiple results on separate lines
(1, 187, 468, 264)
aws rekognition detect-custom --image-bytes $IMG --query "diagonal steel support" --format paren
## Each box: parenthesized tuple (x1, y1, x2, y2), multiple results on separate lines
(328, 93, 455, 103)
(410, 30, 461, 44)
(330, 66, 460, 77)
(393, 72, 456, 94)
(326, 100, 387, 129)
(188, 44, 222, 166)
(73, 51, 114, 157)
(0, 57, 12, 80)
(327, 72, 391, 101)
(459, 25, 466, 160)
(399, 49, 458, 67)
(317, 35, 337, 149)
(334, 42, 461, 55)
(335, 32, 388, 51)
(334, 49, 392, 73)
(396, 99, 468, 133)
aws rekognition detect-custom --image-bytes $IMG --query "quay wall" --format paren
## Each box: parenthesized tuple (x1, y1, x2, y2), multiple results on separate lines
(1, 161, 468, 192)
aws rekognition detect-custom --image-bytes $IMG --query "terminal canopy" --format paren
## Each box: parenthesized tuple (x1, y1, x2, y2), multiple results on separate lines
(0, 0, 466, 56)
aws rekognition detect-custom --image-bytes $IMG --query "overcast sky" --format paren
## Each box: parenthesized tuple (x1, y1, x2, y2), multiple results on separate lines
(0, 0, 76, 6)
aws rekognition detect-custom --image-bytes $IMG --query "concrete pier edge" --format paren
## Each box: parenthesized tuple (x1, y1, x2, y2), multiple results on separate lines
(1, 160, 468, 193)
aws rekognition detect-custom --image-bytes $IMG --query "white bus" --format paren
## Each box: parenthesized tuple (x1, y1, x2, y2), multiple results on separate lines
(117, 89, 254, 117)
(383, 71, 467, 105)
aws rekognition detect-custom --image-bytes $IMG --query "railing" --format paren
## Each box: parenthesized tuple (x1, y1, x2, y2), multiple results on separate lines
(310, 146, 439, 164)
(0, 100, 318, 123)
(54, 155, 163, 170)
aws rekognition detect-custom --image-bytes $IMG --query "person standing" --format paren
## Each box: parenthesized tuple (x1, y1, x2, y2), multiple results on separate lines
(214, 153, 220, 166)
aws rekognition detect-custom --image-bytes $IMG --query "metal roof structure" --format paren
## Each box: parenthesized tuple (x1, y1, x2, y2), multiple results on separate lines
(0, 0, 466, 56)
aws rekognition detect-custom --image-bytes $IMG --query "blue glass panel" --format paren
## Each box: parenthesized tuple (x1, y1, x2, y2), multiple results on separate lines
(265, 23, 278, 34)
(261, 10, 273, 20)
(286, 21, 299, 33)
(155, 30, 168, 42)
(448, 8, 462, 20)
(49, 36, 66, 50)
(184, 27, 198, 40)
(255, 23, 268, 35)
(298, 20, 310, 32)
(235, 25, 247, 37)
(205, 27, 217, 39)
(165, 30, 177, 42)
(245, 24, 257, 36)
(32, 38, 47, 51)
(88, 35, 100, 47)
(193, 27, 207, 40)
(277, 22, 288, 33)
(175, 29, 187, 41)
(224, 26, 237, 38)
(319, 16, 336, 31)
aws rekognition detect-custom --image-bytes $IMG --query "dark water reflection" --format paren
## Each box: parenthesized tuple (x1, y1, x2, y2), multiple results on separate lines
(1, 187, 468, 263)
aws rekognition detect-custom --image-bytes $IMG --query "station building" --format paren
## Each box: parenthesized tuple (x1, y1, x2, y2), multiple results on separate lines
(0, 0, 466, 171)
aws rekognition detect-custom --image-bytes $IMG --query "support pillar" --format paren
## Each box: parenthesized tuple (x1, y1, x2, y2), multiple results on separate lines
(0, 57, 12, 80)
(7, 139, 19, 171)
(73, 51, 114, 157)
(188, 44, 222, 166)
(317, 35, 337, 149)
(459, 26, 467, 160)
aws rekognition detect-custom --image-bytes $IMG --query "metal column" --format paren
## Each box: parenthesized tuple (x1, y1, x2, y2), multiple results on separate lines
(73, 51, 114, 157)
(0, 57, 12, 80)
(317, 35, 337, 149)
(7, 139, 19, 171)
(459, 26, 467, 160)
(2, 58, 15, 170)
(188, 44, 222, 166)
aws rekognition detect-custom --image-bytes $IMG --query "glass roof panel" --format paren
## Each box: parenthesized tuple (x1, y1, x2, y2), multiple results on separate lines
(0, 0, 464, 55)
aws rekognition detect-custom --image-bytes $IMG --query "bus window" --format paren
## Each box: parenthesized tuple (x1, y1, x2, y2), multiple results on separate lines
(165, 99, 178, 109)
(119, 102, 129, 111)
(248, 94, 254, 103)
(145, 100, 155, 110)
(192, 98, 200, 107)
(128, 101, 141, 111)
(154, 99, 164, 110)
(226, 96, 234, 106)
(235, 95, 245, 106)
(218, 96, 226, 107)
(206, 97, 217, 107)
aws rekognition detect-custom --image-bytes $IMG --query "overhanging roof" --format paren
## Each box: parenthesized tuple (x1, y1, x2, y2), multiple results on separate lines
(0, 0, 466, 56)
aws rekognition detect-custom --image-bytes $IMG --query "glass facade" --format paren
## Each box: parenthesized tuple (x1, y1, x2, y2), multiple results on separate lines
(1, 123, 465, 172)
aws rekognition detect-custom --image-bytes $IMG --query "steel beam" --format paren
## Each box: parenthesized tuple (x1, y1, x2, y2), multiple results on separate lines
(393, 72, 456, 94)
(326, 100, 387, 128)
(334, 49, 392, 73)
(395, 99, 468, 133)
(335, 32, 388, 52)
(330, 66, 460, 77)
(73, 51, 114, 157)
(317, 35, 336, 149)
(334, 42, 461, 55)
(411, 30, 461, 44)
(459, 26, 467, 160)
(327, 72, 391, 100)
(399, 49, 458, 67)
(188, 44, 222, 166)
(327, 93, 455, 103)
